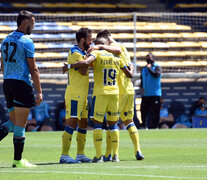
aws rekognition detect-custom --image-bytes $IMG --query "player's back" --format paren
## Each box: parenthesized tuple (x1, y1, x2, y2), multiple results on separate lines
(91, 49, 125, 96)
(66, 46, 89, 99)
(112, 42, 134, 95)
(1, 31, 34, 85)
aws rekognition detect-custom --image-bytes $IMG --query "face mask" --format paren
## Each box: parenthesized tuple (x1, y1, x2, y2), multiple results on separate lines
(200, 103, 206, 108)
(147, 59, 153, 64)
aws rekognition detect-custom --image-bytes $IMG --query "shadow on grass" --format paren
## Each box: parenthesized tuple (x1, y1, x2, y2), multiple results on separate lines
(0, 162, 61, 168)
(35, 163, 61, 166)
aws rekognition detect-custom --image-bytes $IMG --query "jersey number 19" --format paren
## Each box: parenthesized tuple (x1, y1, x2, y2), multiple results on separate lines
(103, 68, 117, 86)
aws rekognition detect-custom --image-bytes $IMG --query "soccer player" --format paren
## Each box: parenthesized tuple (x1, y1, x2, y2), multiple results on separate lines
(59, 28, 93, 164)
(0, 10, 43, 167)
(91, 30, 144, 161)
(67, 37, 132, 162)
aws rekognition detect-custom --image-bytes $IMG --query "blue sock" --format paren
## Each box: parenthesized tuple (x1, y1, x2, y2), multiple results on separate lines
(65, 125, 75, 135)
(108, 124, 119, 131)
(0, 126, 9, 141)
(93, 123, 102, 129)
(14, 126, 25, 139)
(2, 120, 14, 132)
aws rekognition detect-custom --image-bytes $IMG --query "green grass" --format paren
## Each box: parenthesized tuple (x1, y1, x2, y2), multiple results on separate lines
(0, 129, 207, 180)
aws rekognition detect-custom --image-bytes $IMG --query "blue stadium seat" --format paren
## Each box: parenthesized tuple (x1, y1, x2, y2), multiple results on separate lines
(192, 116, 207, 128)
(0, 3, 12, 8)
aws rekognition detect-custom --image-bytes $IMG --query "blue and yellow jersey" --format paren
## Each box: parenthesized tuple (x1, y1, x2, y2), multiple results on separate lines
(111, 42, 134, 95)
(1, 30, 35, 86)
(90, 49, 126, 96)
(65, 45, 89, 100)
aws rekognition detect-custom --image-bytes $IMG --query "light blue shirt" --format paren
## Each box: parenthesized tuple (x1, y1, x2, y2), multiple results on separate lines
(1, 30, 35, 86)
(160, 107, 169, 117)
(141, 62, 162, 96)
(34, 102, 50, 123)
(194, 108, 207, 116)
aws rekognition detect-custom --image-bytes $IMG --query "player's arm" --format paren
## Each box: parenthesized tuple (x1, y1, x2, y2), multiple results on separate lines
(160, 113, 174, 123)
(127, 63, 134, 76)
(62, 60, 89, 74)
(87, 45, 121, 55)
(120, 58, 132, 78)
(27, 57, 43, 105)
(147, 64, 161, 78)
(62, 61, 88, 74)
(78, 66, 88, 75)
(121, 66, 133, 78)
(62, 55, 95, 74)
(72, 55, 95, 75)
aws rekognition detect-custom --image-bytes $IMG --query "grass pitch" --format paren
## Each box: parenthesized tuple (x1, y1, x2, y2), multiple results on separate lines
(0, 129, 207, 180)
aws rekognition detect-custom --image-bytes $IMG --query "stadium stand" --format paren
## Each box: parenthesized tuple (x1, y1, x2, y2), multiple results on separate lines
(162, 0, 207, 12)
(0, 2, 147, 13)
(0, 1, 207, 126)
(0, 0, 169, 13)
(1, 14, 207, 74)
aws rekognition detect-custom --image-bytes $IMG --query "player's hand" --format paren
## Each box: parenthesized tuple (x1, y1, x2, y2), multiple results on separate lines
(87, 45, 100, 55)
(62, 63, 69, 74)
(147, 63, 152, 68)
(35, 93, 43, 106)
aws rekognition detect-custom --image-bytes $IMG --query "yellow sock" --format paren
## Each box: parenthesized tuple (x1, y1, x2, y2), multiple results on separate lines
(105, 129, 112, 157)
(110, 130, 119, 157)
(93, 129, 103, 158)
(62, 131, 73, 156)
(127, 125, 141, 154)
(76, 131, 86, 155)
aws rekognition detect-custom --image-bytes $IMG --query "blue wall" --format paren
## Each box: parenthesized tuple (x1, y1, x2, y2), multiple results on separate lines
(0, 81, 207, 122)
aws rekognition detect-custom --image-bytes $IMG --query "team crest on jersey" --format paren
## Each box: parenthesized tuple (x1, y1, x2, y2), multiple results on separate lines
(107, 111, 111, 116)
(124, 111, 133, 116)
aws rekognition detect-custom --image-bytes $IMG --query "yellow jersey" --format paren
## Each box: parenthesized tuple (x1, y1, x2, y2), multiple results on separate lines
(65, 45, 89, 100)
(91, 49, 126, 96)
(111, 42, 134, 95)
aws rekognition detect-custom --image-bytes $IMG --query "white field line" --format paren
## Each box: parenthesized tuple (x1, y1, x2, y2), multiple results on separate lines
(58, 165, 207, 169)
(1, 165, 207, 170)
(113, 165, 207, 169)
(0, 170, 207, 180)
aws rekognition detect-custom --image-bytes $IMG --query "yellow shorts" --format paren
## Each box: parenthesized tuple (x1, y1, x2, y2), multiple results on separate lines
(65, 97, 88, 120)
(91, 94, 119, 123)
(119, 94, 134, 121)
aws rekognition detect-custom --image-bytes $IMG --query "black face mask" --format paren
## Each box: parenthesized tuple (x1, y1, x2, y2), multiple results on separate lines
(147, 59, 153, 64)
(199, 103, 206, 108)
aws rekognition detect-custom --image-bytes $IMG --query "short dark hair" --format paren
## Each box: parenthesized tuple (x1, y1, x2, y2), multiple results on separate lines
(146, 52, 155, 59)
(96, 29, 111, 39)
(76, 28, 92, 43)
(199, 97, 206, 100)
(17, 10, 35, 27)
(94, 37, 107, 45)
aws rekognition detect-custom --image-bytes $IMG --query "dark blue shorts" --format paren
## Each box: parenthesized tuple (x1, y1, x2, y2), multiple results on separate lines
(3, 79, 35, 110)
